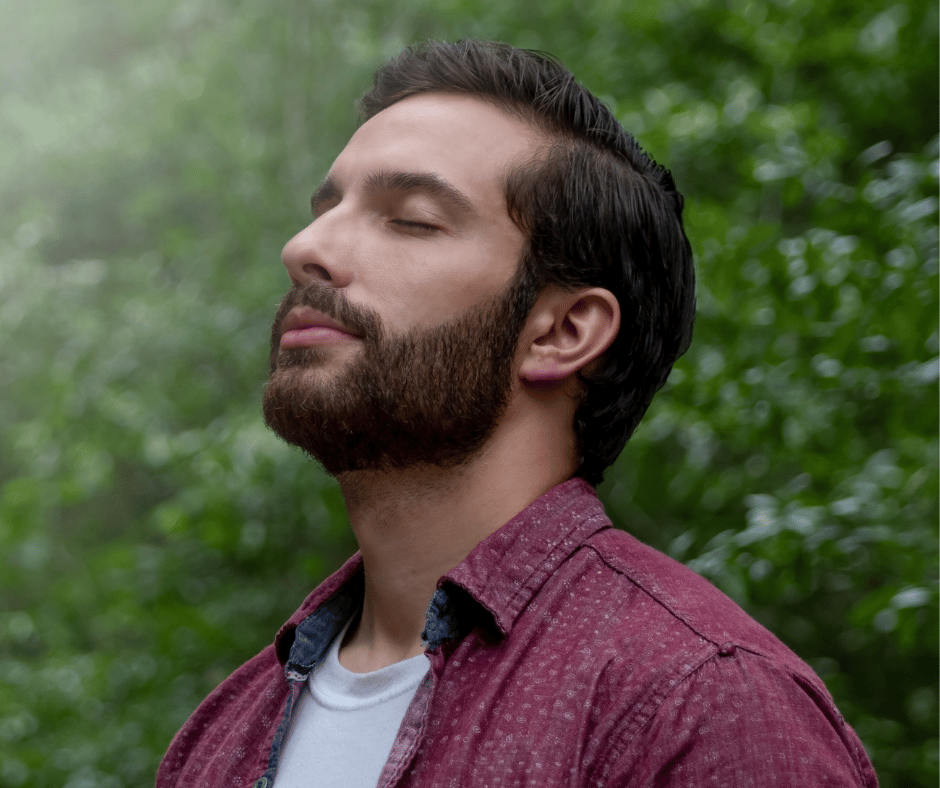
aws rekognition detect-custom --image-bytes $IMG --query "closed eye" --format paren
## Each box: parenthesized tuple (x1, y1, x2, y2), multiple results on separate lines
(390, 218, 442, 233)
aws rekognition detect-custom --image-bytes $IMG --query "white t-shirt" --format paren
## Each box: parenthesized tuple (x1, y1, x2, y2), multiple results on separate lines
(272, 620, 430, 788)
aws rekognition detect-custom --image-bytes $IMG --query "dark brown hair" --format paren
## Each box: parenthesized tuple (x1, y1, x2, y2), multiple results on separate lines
(359, 40, 695, 485)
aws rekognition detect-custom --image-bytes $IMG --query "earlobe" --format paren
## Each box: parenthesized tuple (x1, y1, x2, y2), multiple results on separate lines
(519, 288, 620, 385)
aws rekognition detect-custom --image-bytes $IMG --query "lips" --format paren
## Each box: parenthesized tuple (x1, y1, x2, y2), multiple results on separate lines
(278, 306, 361, 349)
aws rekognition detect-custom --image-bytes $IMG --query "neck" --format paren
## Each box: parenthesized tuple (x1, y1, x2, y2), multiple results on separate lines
(334, 396, 577, 672)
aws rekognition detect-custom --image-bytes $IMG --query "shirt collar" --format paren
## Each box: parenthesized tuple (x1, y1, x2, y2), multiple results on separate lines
(437, 477, 610, 639)
(274, 554, 364, 668)
(276, 477, 610, 666)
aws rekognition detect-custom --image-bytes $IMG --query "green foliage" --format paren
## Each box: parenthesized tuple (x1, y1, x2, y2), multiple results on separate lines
(1, 0, 936, 785)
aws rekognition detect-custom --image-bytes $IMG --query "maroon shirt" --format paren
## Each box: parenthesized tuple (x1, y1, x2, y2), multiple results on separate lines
(157, 479, 878, 787)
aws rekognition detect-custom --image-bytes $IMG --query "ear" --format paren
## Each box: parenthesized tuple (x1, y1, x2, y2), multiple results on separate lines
(518, 287, 620, 385)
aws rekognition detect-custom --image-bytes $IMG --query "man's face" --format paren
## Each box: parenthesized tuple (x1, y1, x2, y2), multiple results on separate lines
(263, 94, 543, 473)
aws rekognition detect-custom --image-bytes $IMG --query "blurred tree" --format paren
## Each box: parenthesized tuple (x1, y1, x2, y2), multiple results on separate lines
(1, 0, 936, 786)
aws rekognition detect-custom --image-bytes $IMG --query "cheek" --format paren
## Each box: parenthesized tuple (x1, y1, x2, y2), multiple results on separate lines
(361, 232, 525, 326)
(440, 235, 525, 303)
(412, 269, 516, 325)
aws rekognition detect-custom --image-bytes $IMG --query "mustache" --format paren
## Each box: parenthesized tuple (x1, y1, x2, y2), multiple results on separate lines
(270, 283, 382, 348)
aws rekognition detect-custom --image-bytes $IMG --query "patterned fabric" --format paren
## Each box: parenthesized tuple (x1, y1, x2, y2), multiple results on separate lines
(156, 478, 878, 787)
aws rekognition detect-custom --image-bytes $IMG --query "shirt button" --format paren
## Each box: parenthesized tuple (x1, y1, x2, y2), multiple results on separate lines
(718, 641, 736, 656)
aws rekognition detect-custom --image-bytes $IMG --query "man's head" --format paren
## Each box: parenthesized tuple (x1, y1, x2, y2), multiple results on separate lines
(264, 40, 694, 485)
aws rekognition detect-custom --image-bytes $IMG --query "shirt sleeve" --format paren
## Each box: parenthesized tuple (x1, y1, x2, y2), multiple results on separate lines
(600, 646, 879, 788)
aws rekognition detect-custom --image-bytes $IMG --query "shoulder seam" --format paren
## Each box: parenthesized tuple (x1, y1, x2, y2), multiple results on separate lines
(582, 538, 725, 649)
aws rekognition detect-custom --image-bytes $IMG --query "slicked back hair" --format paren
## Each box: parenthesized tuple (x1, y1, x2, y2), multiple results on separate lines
(359, 40, 695, 485)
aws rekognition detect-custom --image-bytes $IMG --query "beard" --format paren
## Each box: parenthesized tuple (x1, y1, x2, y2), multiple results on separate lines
(262, 273, 535, 475)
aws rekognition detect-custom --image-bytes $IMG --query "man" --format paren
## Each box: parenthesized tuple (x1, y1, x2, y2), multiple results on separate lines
(157, 40, 877, 787)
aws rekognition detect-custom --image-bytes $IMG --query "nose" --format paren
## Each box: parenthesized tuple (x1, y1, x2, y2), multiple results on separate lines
(280, 215, 354, 288)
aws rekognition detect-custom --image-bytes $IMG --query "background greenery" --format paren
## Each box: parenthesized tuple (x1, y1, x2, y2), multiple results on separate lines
(1, 0, 936, 785)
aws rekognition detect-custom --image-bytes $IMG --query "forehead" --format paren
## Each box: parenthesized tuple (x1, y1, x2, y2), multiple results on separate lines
(329, 93, 543, 210)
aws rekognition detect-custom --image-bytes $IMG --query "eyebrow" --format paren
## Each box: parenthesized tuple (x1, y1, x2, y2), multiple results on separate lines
(310, 170, 477, 218)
